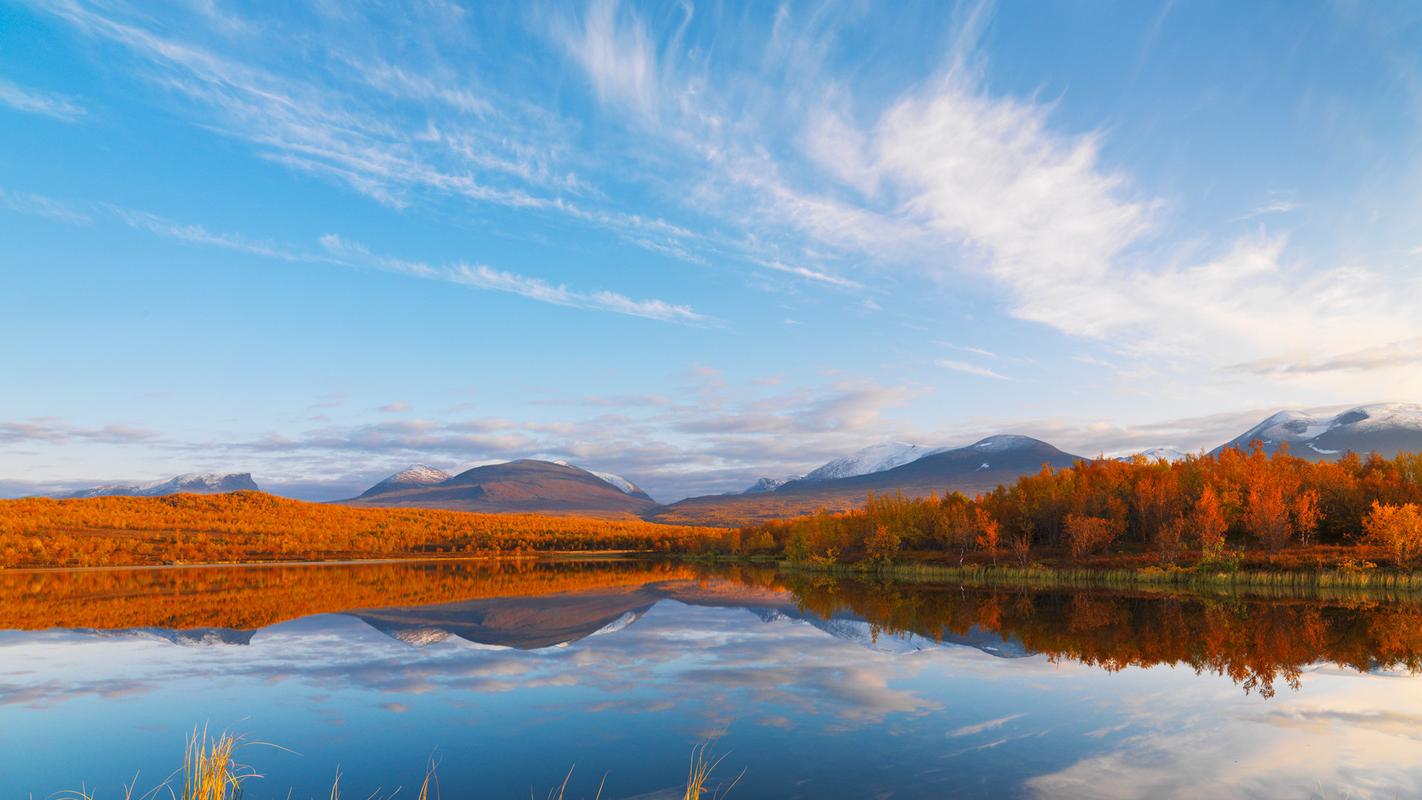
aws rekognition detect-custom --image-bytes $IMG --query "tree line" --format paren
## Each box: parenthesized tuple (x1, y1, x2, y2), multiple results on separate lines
(0, 491, 715, 568)
(729, 444, 1422, 567)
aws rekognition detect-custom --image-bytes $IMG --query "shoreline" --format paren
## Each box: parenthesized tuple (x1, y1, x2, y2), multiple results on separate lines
(0, 550, 652, 576)
(765, 558, 1422, 599)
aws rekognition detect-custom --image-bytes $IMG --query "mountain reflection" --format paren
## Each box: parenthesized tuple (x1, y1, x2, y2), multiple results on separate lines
(5, 560, 1422, 695)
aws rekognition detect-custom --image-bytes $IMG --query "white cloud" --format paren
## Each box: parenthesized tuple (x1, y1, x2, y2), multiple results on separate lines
(0, 77, 85, 121)
(114, 208, 310, 261)
(938, 359, 1011, 381)
(321, 235, 711, 324)
(0, 186, 91, 224)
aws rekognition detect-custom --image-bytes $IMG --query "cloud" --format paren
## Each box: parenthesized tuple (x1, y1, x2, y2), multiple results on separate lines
(378, 402, 411, 413)
(0, 418, 157, 445)
(551, 0, 669, 120)
(35, 0, 706, 264)
(1227, 337, 1422, 376)
(0, 188, 709, 326)
(1235, 200, 1299, 220)
(321, 234, 712, 324)
(0, 186, 91, 224)
(0, 77, 85, 121)
(938, 359, 1010, 381)
(113, 208, 311, 261)
(948, 712, 1026, 737)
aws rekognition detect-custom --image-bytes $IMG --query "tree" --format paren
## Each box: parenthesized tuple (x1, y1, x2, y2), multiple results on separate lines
(975, 508, 1000, 565)
(1064, 513, 1124, 560)
(936, 493, 977, 565)
(1293, 489, 1321, 547)
(864, 523, 901, 564)
(1244, 483, 1293, 552)
(1191, 485, 1229, 559)
(1155, 516, 1189, 564)
(1361, 502, 1422, 566)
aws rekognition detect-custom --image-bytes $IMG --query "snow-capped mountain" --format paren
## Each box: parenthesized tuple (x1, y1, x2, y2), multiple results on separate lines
(60, 472, 258, 499)
(801, 442, 944, 482)
(553, 461, 653, 500)
(1216, 403, 1422, 459)
(1116, 447, 1192, 463)
(358, 465, 452, 498)
(739, 476, 799, 494)
(651, 435, 1084, 525)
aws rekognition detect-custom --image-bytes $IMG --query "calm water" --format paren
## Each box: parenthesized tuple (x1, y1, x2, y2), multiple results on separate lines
(4, 559, 1422, 798)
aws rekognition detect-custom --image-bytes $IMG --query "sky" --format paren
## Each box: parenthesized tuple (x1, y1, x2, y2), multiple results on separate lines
(2, 0, 1421, 502)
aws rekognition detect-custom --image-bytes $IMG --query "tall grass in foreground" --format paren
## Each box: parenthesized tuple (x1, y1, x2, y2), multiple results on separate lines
(67, 730, 737, 800)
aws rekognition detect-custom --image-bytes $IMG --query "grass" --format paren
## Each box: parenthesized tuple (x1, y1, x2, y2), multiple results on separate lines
(779, 559, 1422, 601)
(66, 730, 737, 800)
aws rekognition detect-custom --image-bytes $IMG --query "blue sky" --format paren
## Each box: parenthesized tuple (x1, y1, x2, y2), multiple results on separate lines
(2, 0, 1420, 501)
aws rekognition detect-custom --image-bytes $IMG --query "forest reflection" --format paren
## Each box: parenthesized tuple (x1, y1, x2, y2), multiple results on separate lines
(781, 573, 1422, 697)
(5, 559, 1422, 697)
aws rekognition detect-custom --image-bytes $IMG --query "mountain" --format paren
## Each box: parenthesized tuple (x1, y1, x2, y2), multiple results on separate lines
(739, 476, 798, 494)
(348, 578, 1030, 658)
(647, 435, 1085, 525)
(1116, 447, 1192, 463)
(60, 472, 258, 499)
(1214, 403, 1422, 460)
(801, 441, 943, 482)
(553, 461, 654, 501)
(357, 465, 452, 498)
(339, 459, 657, 518)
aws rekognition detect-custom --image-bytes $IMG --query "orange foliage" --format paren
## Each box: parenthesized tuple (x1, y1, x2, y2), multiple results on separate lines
(1064, 513, 1124, 560)
(1361, 502, 1422, 566)
(737, 444, 1422, 566)
(0, 491, 721, 568)
(0, 559, 703, 631)
(784, 575, 1422, 698)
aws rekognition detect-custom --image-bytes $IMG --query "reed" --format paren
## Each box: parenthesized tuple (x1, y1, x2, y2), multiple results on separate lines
(67, 735, 734, 800)
(684, 743, 742, 800)
(780, 559, 1422, 602)
(182, 728, 257, 800)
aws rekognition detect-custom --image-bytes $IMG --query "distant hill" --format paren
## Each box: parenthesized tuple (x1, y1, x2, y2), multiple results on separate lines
(60, 472, 258, 499)
(356, 465, 451, 498)
(340, 459, 657, 518)
(1115, 447, 1192, 463)
(647, 435, 1085, 525)
(347, 578, 1030, 657)
(1213, 403, 1422, 460)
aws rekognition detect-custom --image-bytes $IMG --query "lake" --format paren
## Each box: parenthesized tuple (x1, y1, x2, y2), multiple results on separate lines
(3, 559, 1422, 798)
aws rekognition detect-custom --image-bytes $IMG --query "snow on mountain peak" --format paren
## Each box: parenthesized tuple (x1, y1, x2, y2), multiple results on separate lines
(802, 442, 942, 482)
(552, 460, 646, 496)
(1115, 447, 1191, 463)
(1237, 403, 1422, 446)
(969, 435, 1041, 453)
(740, 476, 799, 494)
(389, 465, 451, 485)
(61, 472, 258, 499)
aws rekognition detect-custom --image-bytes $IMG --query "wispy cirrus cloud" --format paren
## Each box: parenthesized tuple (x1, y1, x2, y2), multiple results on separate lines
(0, 186, 91, 224)
(938, 359, 1011, 381)
(0, 186, 710, 326)
(112, 208, 312, 262)
(319, 234, 711, 324)
(0, 418, 157, 445)
(0, 77, 85, 121)
(1227, 337, 1422, 376)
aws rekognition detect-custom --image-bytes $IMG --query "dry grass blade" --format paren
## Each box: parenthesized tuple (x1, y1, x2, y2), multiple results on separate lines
(684, 743, 741, 800)
(182, 726, 260, 800)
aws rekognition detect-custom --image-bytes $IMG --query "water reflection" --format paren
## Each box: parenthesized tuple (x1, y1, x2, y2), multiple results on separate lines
(2, 560, 1422, 798)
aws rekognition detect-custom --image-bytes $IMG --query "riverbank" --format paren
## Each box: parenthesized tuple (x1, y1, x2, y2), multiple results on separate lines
(770, 558, 1422, 600)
